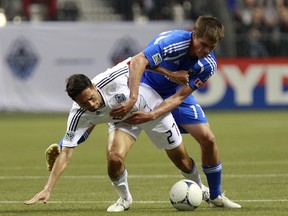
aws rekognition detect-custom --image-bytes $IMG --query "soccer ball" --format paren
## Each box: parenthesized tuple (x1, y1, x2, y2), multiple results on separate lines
(169, 179, 202, 211)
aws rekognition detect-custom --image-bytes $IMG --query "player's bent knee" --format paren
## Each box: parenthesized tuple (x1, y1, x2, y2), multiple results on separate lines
(107, 151, 124, 167)
(199, 133, 216, 147)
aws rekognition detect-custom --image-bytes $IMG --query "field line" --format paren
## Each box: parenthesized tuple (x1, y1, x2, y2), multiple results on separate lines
(1, 199, 288, 204)
(1, 173, 288, 180)
(1, 160, 288, 171)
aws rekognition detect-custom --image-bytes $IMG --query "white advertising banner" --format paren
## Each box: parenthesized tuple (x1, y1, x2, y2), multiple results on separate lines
(1, 22, 287, 112)
(0, 22, 191, 112)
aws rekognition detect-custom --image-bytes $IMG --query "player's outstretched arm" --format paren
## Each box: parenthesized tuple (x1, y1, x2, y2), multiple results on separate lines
(24, 147, 74, 205)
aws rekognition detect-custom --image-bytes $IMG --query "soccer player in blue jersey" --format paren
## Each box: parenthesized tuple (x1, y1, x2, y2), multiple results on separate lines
(111, 16, 241, 208)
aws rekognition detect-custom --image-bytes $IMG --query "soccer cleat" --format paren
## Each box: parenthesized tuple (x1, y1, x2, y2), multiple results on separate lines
(209, 194, 241, 208)
(107, 197, 132, 212)
(202, 185, 210, 204)
(45, 143, 60, 171)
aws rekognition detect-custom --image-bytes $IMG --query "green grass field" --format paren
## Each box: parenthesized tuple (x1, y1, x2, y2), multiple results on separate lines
(0, 111, 287, 216)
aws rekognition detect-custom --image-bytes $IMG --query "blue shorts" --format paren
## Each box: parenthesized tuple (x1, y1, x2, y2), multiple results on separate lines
(170, 94, 208, 133)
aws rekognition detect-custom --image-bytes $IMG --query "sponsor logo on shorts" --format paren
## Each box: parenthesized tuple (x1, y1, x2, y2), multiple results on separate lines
(64, 131, 75, 142)
(194, 78, 203, 88)
(152, 53, 162, 65)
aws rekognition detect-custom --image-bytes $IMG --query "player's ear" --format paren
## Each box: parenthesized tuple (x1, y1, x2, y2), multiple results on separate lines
(192, 32, 196, 41)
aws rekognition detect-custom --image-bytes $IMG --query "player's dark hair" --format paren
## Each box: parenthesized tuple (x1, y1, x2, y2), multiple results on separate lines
(66, 74, 93, 100)
(193, 16, 225, 44)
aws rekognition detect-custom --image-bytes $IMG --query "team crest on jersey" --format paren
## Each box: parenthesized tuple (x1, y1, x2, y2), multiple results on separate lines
(152, 53, 162, 65)
(115, 94, 126, 103)
(194, 78, 203, 88)
(64, 131, 75, 142)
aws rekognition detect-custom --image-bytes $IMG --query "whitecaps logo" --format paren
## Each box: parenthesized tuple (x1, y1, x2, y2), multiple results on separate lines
(110, 36, 140, 65)
(6, 37, 39, 80)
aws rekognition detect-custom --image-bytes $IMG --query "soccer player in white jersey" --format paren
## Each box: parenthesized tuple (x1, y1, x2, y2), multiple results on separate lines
(24, 58, 209, 212)
(111, 16, 241, 208)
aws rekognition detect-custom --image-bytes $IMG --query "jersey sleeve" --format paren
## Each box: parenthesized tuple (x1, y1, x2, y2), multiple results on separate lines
(143, 42, 164, 68)
(188, 53, 217, 91)
(143, 31, 191, 68)
(61, 105, 93, 148)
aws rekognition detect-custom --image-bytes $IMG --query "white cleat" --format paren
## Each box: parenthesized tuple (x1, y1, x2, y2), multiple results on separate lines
(202, 185, 210, 204)
(210, 194, 241, 208)
(45, 143, 60, 171)
(107, 197, 132, 212)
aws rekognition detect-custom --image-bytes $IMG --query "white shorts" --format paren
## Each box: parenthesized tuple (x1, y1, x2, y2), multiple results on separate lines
(108, 113, 182, 150)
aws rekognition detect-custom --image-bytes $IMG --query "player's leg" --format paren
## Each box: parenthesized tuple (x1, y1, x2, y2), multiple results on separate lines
(165, 144, 203, 186)
(172, 100, 222, 195)
(175, 101, 241, 208)
(181, 123, 221, 194)
(181, 121, 219, 163)
(106, 123, 139, 212)
(164, 142, 209, 203)
(107, 128, 135, 179)
(142, 113, 209, 201)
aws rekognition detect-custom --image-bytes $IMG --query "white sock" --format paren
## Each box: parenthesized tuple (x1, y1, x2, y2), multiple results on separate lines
(181, 160, 203, 189)
(110, 169, 132, 201)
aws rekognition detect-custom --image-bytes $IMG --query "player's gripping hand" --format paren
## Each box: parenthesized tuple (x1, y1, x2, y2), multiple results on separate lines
(169, 70, 189, 85)
(110, 98, 136, 119)
(147, 66, 189, 85)
(24, 188, 51, 205)
(125, 111, 154, 124)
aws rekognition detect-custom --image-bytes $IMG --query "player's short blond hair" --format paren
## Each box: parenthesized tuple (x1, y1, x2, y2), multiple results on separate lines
(193, 16, 224, 44)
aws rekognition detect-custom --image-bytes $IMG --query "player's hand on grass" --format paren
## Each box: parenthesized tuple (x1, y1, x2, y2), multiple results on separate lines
(24, 188, 51, 205)
(124, 111, 154, 124)
(110, 98, 136, 119)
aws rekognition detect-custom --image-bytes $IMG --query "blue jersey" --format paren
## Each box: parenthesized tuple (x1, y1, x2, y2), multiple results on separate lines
(141, 30, 218, 129)
(141, 30, 217, 101)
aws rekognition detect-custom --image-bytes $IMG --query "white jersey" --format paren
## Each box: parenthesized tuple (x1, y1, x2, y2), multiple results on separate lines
(62, 58, 182, 150)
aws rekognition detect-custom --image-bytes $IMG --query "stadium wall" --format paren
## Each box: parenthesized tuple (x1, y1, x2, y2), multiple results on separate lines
(0, 22, 287, 112)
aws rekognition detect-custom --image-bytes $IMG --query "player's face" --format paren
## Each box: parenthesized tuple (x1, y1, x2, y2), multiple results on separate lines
(75, 86, 103, 112)
(191, 35, 217, 58)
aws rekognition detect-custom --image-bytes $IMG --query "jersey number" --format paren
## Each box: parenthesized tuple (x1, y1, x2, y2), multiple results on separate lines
(165, 122, 180, 144)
